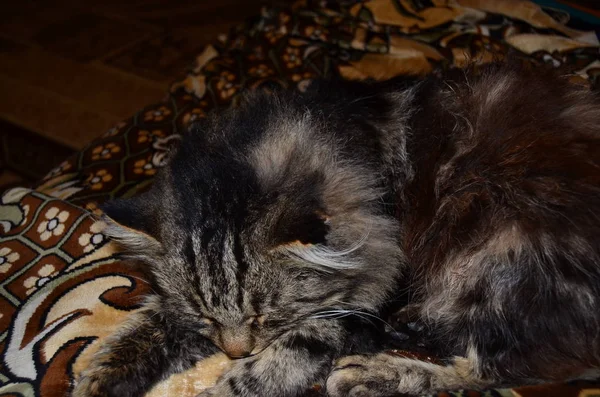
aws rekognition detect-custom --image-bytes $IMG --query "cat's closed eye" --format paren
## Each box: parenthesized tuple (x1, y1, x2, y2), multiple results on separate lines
(247, 315, 266, 328)
(199, 315, 266, 328)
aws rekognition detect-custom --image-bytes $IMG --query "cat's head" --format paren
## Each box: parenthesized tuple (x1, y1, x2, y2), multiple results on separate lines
(101, 90, 403, 358)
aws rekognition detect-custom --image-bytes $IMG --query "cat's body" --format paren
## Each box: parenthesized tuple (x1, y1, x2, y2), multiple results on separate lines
(73, 62, 600, 397)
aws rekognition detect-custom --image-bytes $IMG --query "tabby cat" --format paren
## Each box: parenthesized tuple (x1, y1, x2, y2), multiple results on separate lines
(73, 62, 600, 397)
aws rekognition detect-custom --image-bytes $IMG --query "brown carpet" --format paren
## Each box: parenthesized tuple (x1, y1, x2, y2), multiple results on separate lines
(0, 0, 282, 192)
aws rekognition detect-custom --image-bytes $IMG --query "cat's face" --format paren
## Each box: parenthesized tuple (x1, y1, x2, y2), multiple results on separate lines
(156, 231, 340, 358)
(121, 180, 357, 358)
(101, 91, 403, 358)
(106, 197, 353, 358)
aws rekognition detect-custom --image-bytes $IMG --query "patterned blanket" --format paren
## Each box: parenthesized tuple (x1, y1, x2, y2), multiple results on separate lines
(1, 1, 600, 396)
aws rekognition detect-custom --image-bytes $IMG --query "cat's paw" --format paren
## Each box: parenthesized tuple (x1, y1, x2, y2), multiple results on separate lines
(72, 366, 139, 397)
(72, 370, 115, 397)
(326, 353, 438, 397)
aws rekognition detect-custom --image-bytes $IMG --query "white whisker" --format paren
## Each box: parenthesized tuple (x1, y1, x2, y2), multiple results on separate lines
(127, 275, 159, 296)
(127, 310, 161, 335)
(309, 308, 397, 332)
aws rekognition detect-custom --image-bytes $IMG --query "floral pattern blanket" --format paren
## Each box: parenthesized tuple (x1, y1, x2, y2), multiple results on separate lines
(1, 1, 600, 396)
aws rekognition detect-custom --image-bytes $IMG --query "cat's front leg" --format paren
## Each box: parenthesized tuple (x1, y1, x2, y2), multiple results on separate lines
(73, 305, 218, 397)
(326, 352, 490, 397)
(198, 320, 346, 397)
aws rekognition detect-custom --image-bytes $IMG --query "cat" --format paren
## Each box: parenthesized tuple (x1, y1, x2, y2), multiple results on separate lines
(72, 61, 600, 397)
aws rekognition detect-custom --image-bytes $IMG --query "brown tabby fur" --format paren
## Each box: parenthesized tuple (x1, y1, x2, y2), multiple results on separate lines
(73, 62, 600, 397)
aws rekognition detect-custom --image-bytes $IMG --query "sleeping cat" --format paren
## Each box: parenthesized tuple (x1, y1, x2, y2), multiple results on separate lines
(72, 62, 600, 397)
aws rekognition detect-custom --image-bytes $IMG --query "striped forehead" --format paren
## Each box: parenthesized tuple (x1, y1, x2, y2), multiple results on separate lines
(188, 228, 250, 311)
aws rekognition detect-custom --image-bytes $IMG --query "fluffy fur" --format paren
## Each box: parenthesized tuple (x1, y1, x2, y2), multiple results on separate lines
(73, 62, 600, 397)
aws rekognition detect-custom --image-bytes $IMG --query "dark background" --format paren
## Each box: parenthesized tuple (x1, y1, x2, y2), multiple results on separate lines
(0, 0, 598, 191)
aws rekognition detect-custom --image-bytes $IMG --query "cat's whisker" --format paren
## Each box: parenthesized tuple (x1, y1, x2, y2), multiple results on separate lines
(310, 311, 355, 320)
(443, 80, 456, 94)
(314, 309, 380, 329)
(343, 311, 379, 329)
(346, 94, 379, 106)
(127, 310, 161, 335)
(310, 309, 349, 316)
(309, 309, 359, 320)
(310, 308, 398, 332)
(345, 309, 397, 332)
(128, 275, 150, 284)
(127, 275, 159, 296)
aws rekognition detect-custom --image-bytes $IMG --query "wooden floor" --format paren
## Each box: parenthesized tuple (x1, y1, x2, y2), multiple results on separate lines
(0, 0, 277, 189)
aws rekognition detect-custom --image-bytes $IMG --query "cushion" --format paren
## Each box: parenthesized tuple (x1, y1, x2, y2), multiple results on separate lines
(1, 1, 600, 396)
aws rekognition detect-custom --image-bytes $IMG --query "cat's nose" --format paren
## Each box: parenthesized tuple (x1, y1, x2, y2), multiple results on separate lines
(224, 347, 252, 359)
(220, 331, 255, 359)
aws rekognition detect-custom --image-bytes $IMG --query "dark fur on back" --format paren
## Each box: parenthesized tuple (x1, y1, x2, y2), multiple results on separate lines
(402, 63, 600, 380)
(73, 63, 600, 397)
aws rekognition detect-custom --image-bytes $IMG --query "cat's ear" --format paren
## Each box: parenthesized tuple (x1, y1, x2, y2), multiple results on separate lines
(152, 134, 182, 167)
(271, 205, 364, 271)
(273, 208, 366, 271)
(273, 209, 330, 247)
(100, 194, 163, 260)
